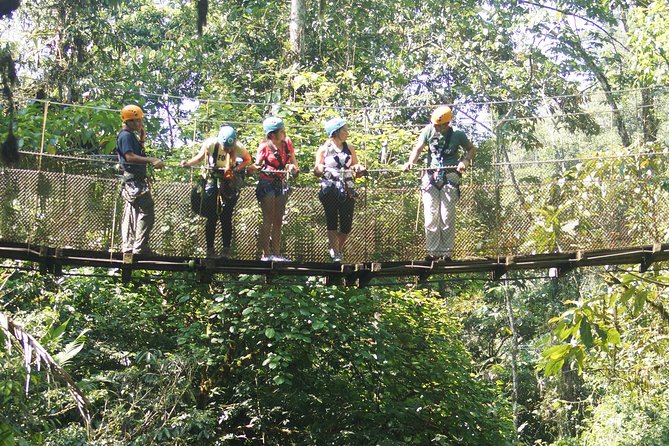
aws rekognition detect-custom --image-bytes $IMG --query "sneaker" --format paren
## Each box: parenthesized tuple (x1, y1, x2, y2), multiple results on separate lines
(272, 255, 291, 262)
(333, 254, 342, 263)
(329, 248, 338, 261)
(260, 255, 272, 261)
(425, 254, 438, 261)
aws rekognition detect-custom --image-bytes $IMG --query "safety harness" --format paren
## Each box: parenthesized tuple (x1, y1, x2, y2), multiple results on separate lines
(426, 127, 460, 192)
(322, 142, 355, 200)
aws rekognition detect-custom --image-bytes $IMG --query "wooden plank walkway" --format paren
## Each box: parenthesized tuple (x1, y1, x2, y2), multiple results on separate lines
(1, 241, 667, 287)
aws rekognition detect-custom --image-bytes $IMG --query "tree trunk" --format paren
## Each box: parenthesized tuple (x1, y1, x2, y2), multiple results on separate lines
(289, 0, 306, 62)
(504, 280, 520, 438)
(640, 87, 658, 143)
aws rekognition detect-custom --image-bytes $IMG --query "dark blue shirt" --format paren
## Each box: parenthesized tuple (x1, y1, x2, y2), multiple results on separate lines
(117, 129, 147, 180)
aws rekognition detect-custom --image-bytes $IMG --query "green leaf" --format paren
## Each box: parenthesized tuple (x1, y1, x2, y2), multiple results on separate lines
(544, 358, 565, 377)
(242, 307, 254, 316)
(607, 328, 621, 345)
(543, 344, 570, 360)
(579, 318, 594, 348)
(265, 328, 275, 339)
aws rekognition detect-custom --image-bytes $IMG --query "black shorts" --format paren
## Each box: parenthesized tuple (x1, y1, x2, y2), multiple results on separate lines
(319, 187, 355, 234)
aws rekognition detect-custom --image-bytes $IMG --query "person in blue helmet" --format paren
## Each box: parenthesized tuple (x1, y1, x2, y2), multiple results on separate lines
(314, 117, 365, 262)
(255, 116, 299, 262)
(182, 125, 252, 258)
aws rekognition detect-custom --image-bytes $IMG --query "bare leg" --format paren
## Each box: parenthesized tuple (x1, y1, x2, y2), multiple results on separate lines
(327, 230, 339, 252)
(271, 195, 288, 256)
(337, 232, 349, 253)
(258, 195, 276, 258)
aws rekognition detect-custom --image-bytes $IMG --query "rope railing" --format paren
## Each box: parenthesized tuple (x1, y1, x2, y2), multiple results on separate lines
(16, 86, 669, 135)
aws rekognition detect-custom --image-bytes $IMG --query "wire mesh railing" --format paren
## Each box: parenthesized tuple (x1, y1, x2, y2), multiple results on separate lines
(2, 158, 669, 262)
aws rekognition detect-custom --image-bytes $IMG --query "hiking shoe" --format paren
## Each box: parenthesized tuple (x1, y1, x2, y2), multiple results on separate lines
(220, 247, 231, 260)
(329, 248, 338, 261)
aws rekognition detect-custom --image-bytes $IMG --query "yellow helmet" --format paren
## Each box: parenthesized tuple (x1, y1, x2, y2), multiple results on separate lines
(431, 106, 453, 125)
(120, 105, 144, 122)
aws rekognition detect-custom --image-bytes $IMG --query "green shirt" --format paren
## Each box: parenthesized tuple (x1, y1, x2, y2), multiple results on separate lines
(418, 125, 470, 168)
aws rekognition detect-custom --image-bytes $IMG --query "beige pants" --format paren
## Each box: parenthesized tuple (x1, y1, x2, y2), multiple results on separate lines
(421, 172, 459, 257)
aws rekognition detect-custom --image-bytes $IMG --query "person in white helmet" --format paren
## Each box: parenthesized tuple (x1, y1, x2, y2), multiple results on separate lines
(314, 117, 365, 262)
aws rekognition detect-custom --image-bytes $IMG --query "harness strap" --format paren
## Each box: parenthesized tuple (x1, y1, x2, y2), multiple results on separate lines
(268, 140, 287, 171)
(426, 127, 454, 167)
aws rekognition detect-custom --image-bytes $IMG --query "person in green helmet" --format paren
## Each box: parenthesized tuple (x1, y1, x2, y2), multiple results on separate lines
(182, 125, 252, 259)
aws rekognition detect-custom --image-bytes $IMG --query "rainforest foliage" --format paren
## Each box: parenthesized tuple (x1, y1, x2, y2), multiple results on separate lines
(2, 0, 669, 445)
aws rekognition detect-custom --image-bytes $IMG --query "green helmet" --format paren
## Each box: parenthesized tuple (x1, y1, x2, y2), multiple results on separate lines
(218, 125, 236, 147)
(262, 116, 284, 134)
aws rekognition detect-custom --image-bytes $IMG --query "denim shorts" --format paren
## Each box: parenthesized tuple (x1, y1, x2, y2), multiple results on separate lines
(256, 178, 290, 201)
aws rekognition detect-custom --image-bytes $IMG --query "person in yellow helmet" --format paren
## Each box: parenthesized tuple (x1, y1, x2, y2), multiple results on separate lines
(117, 104, 164, 255)
(403, 105, 476, 261)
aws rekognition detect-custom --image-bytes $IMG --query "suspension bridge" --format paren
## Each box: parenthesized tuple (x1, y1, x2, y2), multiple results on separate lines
(2, 148, 668, 286)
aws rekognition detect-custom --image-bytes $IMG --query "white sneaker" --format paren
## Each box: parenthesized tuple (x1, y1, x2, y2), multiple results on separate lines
(273, 255, 291, 262)
(329, 248, 337, 261)
(261, 255, 272, 261)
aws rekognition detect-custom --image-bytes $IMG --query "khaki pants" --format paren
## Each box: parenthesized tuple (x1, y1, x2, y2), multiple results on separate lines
(421, 172, 459, 258)
(121, 182, 155, 254)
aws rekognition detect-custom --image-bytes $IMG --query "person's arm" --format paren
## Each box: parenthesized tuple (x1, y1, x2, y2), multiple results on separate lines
(403, 140, 425, 171)
(314, 146, 326, 176)
(286, 142, 300, 172)
(456, 141, 477, 173)
(118, 130, 164, 169)
(347, 144, 366, 177)
(180, 145, 206, 168)
(234, 145, 252, 172)
(124, 151, 164, 169)
(255, 144, 267, 170)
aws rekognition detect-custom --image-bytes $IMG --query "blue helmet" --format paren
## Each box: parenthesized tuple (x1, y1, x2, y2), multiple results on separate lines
(217, 125, 236, 147)
(262, 116, 284, 134)
(324, 117, 347, 137)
